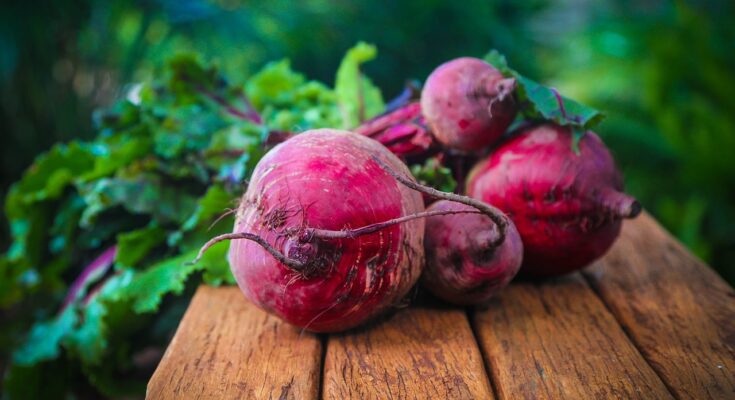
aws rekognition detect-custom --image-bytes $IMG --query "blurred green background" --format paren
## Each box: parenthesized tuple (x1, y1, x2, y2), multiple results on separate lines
(3, 0, 733, 282)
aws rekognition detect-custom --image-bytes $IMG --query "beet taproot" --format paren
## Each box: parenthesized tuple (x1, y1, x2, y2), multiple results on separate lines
(421, 57, 517, 152)
(223, 129, 427, 331)
(466, 123, 641, 277)
(422, 200, 522, 305)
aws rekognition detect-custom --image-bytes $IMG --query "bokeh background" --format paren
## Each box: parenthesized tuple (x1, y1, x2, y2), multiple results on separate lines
(3, 0, 733, 283)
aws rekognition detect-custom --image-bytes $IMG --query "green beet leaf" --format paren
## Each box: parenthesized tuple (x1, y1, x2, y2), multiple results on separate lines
(335, 42, 385, 128)
(115, 225, 167, 269)
(77, 175, 198, 227)
(484, 49, 605, 151)
(13, 306, 78, 366)
(247, 60, 341, 131)
(119, 250, 203, 313)
(5, 142, 95, 219)
(180, 184, 236, 233)
(410, 157, 457, 193)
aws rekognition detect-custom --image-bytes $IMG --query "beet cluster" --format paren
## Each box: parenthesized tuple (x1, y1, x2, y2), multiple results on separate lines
(197, 56, 639, 332)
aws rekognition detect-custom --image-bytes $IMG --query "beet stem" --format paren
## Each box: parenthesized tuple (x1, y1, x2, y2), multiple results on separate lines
(193, 153, 519, 271)
(550, 87, 567, 119)
(193, 209, 481, 271)
(371, 156, 509, 247)
(61, 246, 117, 311)
(384, 81, 421, 113)
(192, 232, 306, 270)
(308, 209, 483, 240)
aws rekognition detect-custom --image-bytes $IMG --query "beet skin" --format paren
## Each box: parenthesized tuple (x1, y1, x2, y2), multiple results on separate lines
(229, 129, 425, 332)
(466, 124, 641, 277)
(423, 200, 523, 305)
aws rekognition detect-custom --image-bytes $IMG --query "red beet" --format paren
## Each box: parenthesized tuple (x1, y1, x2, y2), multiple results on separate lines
(215, 129, 426, 332)
(422, 200, 523, 305)
(194, 129, 513, 331)
(421, 57, 517, 152)
(466, 123, 641, 277)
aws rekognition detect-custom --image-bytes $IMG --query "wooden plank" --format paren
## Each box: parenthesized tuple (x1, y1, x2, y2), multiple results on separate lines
(584, 213, 735, 399)
(146, 286, 322, 400)
(474, 273, 672, 400)
(323, 306, 494, 399)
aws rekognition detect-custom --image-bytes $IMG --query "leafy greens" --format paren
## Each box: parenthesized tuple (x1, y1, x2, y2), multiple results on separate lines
(1, 43, 381, 398)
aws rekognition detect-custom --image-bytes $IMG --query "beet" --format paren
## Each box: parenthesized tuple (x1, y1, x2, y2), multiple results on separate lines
(421, 57, 517, 152)
(216, 129, 427, 332)
(422, 200, 523, 305)
(466, 123, 641, 277)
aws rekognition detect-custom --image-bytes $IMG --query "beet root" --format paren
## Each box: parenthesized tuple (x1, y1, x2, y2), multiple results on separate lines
(219, 129, 426, 332)
(422, 200, 522, 305)
(466, 123, 641, 277)
(421, 57, 517, 152)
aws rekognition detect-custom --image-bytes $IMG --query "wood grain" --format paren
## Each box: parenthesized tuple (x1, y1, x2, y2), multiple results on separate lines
(584, 213, 735, 399)
(146, 286, 322, 400)
(323, 306, 494, 400)
(146, 213, 735, 399)
(474, 273, 672, 400)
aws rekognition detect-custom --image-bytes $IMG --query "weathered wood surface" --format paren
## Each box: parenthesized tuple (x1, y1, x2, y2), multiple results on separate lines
(584, 213, 735, 399)
(323, 307, 493, 400)
(148, 215, 735, 399)
(473, 273, 672, 399)
(147, 286, 322, 400)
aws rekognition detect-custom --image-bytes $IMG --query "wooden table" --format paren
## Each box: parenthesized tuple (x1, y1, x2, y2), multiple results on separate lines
(147, 213, 735, 399)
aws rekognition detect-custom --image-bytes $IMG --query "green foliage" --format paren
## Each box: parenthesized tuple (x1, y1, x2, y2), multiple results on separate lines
(245, 59, 342, 131)
(13, 307, 77, 365)
(115, 225, 167, 269)
(1, 46, 382, 397)
(121, 250, 204, 314)
(335, 42, 385, 128)
(411, 158, 457, 193)
(485, 50, 604, 151)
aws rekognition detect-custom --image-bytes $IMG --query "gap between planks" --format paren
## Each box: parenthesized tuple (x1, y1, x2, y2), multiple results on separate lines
(466, 308, 502, 400)
(147, 286, 322, 400)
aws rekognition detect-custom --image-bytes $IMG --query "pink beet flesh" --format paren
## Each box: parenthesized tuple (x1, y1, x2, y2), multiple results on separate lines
(421, 57, 517, 151)
(423, 200, 523, 305)
(466, 124, 641, 277)
(229, 129, 425, 332)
